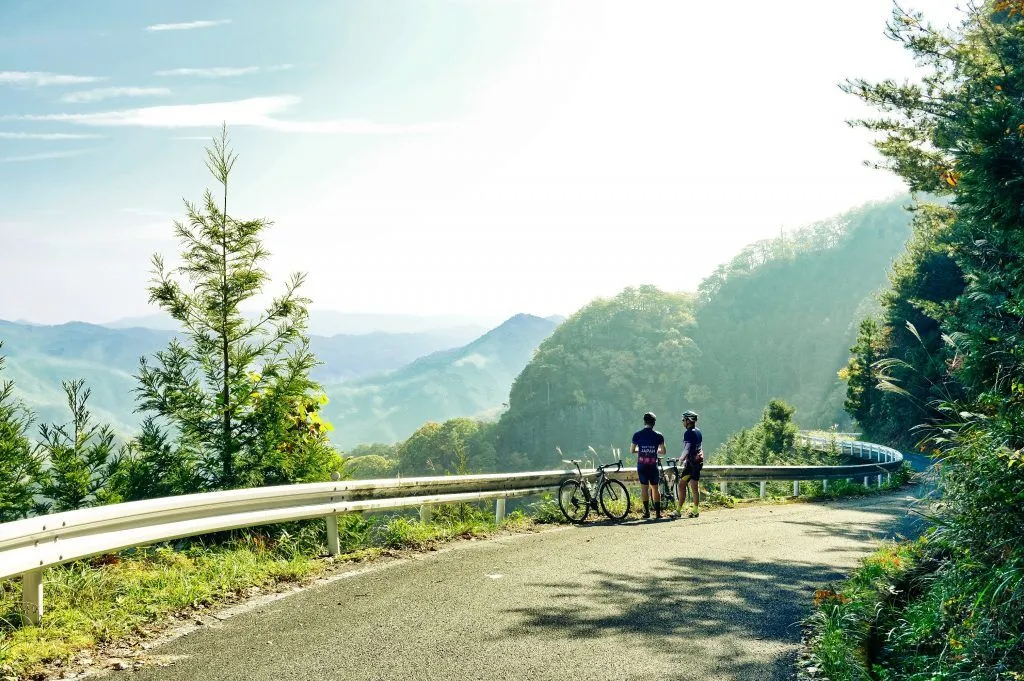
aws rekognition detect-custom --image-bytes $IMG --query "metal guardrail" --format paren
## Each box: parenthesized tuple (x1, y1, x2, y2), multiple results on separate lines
(0, 432, 902, 624)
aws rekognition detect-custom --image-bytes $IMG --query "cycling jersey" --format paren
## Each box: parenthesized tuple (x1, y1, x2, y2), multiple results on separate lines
(682, 427, 703, 463)
(632, 427, 665, 466)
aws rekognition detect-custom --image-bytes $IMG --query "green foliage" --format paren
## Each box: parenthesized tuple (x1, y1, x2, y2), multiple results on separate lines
(497, 286, 698, 469)
(0, 344, 43, 522)
(36, 380, 125, 512)
(106, 417, 201, 502)
(823, 3, 1024, 679)
(840, 318, 884, 428)
(398, 418, 497, 475)
(804, 541, 924, 681)
(841, 204, 966, 449)
(760, 399, 798, 460)
(692, 199, 914, 446)
(134, 125, 338, 491)
(713, 400, 813, 469)
(343, 453, 398, 480)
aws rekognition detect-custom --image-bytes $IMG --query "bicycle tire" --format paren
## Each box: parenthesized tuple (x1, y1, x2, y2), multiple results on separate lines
(599, 479, 631, 521)
(558, 479, 590, 523)
(659, 471, 676, 506)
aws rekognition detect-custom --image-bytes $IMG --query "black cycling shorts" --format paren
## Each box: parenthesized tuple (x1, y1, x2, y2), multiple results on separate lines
(637, 464, 659, 485)
(680, 462, 703, 482)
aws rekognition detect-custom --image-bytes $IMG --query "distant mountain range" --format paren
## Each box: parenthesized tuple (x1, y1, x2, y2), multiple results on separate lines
(102, 310, 503, 337)
(0, 312, 561, 448)
(322, 313, 560, 448)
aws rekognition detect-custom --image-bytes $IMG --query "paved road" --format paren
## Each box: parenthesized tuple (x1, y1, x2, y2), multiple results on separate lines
(121, 489, 927, 681)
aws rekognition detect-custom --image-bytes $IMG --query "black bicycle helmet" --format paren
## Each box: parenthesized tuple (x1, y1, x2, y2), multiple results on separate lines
(681, 410, 699, 420)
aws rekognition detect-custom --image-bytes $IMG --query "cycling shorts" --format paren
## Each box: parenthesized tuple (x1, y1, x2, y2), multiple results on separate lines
(637, 464, 660, 485)
(680, 462, 703, 482)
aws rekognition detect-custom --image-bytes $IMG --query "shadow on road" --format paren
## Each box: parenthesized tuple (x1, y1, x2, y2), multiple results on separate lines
(505, 555, 841, 680)
(504, 491, 932, 680)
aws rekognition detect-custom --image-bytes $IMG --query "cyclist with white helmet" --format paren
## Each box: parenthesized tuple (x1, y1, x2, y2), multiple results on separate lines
(677, 410, 704, 517)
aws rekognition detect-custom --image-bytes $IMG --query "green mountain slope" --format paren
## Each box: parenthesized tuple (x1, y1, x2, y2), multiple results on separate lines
(322, 314, 559, 448)
(691, 197, 914, 446)
(495, 197, 914, 466)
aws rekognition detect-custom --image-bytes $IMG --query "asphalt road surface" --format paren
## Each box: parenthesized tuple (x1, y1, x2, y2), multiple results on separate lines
(120, 488, 928, 681)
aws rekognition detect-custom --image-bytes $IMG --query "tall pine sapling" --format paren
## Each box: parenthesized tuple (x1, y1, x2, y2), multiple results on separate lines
(37, 379, 124, 512)
(0, 342, 44, 522)
(136, 124, 341, 490)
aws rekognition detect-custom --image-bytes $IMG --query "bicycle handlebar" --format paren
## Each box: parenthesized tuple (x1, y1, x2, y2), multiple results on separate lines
(596, 460, 623, 473)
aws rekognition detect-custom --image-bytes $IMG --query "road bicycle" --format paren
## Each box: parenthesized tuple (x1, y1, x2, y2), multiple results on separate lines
(658, 456, 682, 510)
(557, 458, 631, 523)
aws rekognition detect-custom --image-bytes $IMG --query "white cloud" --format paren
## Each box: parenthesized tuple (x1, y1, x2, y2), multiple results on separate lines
(0, 71, 104, 86)
(145, 19, 231, 32)
(0, 131, 101, 139)
(10, 96, 443, 134)
(60, 87, 172, 104)
(155, 67, 259, 78)
(0, 149, 91, 162)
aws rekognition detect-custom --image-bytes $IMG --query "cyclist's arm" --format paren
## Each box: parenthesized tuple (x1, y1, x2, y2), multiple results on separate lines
(630, 443, 638, 455)
(657, 442, 666, 455)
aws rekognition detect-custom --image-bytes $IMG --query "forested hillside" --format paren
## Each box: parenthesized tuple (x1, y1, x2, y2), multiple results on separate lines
(495, 287, 696, 469)
(692, 197, 914, 446)
(494, 197, 913, 467)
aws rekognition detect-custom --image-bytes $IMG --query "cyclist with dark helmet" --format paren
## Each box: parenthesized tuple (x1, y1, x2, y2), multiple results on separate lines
(676, 410, 704, 517)
(631, 411, 666, 519)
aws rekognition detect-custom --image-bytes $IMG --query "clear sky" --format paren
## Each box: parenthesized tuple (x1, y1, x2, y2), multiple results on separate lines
(0, 0, 961, 325)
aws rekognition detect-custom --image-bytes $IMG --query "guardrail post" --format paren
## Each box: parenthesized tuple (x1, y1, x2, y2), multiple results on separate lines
(886, 472, 892, 485)
(420, 504, 432, 524)
(495, 497, 506, 525)
(793, 480, 800, 497)
(863, 476, 869, 488)
(21, 569, 43, 625)
(719, 481, 728, 495)
(759, 481, 766, 498)
(877, 474, 883, 488)
(823, 479, 829, 493)
(326, 515, 340, 556)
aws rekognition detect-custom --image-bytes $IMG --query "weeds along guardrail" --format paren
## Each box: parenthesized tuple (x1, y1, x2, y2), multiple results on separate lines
(0, 433, 902, 625)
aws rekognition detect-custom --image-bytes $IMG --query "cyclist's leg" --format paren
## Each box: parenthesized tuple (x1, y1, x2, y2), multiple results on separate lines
(689, 470, 701, 515)
(651, 470, 662, 518)
(638, 466, 653, 517)
(678, 472, 690, 508)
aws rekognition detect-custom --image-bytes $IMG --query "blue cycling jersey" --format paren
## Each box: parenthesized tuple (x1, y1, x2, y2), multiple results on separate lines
(632, 427, 664, 466)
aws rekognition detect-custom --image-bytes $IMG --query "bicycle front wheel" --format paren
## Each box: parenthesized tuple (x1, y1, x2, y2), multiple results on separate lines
(558, 479, 590, 523)
(599, 479, 631, 521)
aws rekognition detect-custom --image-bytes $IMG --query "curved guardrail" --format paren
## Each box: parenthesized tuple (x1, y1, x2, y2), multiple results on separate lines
(1, 432, 902, 624)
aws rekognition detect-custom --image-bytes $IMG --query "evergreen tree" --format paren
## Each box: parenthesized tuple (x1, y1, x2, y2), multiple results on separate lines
(136, 125, 341, 490)
(0, 343, 44, 522)
(37, 379, 123, 511)
(840, 318, 884, 429)
(109, 417, 201, 501)
(758, 399, 797, 462)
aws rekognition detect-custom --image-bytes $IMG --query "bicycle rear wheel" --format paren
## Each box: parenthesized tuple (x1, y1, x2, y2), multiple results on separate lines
(558, 479, 590, 523)
(599, 479, 631, 521)
(660, 471, 676, 507)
